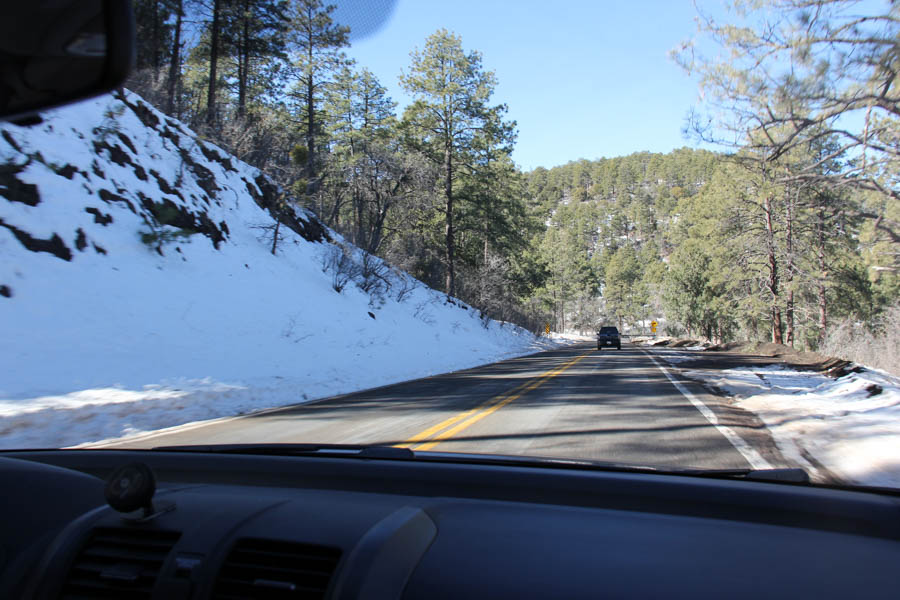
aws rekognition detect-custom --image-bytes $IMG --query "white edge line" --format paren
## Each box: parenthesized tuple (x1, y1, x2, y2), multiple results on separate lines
(69, 413, 258, 449)
(641, 348, 773, 470)
(68, 397, 327, 449)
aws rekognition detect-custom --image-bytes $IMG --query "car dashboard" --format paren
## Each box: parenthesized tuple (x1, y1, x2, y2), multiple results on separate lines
(2, 449, 899, 599)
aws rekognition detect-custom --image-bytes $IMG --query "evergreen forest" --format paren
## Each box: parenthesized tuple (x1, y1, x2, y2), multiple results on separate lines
(125, 0, 899, 360)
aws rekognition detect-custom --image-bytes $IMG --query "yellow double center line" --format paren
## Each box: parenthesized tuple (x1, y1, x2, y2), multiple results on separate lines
(395, 351, 593, 451)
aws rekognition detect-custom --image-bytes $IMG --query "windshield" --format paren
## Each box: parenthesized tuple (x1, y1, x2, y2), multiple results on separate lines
(1, 0, 898, 491)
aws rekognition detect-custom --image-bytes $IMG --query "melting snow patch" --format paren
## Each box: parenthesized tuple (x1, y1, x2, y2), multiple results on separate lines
(683, 364, 900, 488)
(652, 349, 700, 364)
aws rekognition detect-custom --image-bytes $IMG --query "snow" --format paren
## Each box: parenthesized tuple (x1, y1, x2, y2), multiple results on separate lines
(0, 92, 573, 449)
(645, 347, 701, 365)
(683, 364, 900, 488)
(632, 337, 711, 353)
(657, 352, 698, 364)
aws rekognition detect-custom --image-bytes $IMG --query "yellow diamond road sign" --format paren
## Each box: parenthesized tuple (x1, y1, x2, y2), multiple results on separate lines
(650, 320, 658, 333)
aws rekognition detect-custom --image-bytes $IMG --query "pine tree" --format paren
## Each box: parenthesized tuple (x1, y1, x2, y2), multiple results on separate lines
(165, 0, 184, 115)
(675, 0, 899, 272)
(221, 0, 290, 116)
(133, 0, 176, 76)
(320, 67, 406, 252)
(206, 0, 223, 125)
(400, 29, 515, 296)
(288, 0, 350, 187)
(603, 246, 645, 330)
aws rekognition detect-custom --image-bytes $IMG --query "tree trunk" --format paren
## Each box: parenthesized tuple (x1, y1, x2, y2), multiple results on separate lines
(237, 2, 249, 117)
(785, 291, 794, 345)
(206, 0, 221, 126)
(817, 197, 828, 348)
(151, 0, 160, 77)
(444, 142, 455, 296)
(483, 215, 490, 266)
(326, 190, 342, 228)
(305, 25, 316, 181)
(354, 187, 365, 248)
(370, 178, 399, 255)
(271, 220, 280, 255)
(764, 194, 784, 344)
(165, 0, 182, 115)
(785, 190, 795, 347)
(352, 134, 364, 248)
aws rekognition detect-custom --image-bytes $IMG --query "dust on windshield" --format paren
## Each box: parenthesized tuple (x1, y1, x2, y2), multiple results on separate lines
(1, 0, 898, 489)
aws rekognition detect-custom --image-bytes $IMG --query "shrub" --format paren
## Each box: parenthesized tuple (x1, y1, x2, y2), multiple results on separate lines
(821, 303, 900, 376)
(139, 227, 195, 254)
(321, 243, 360, 293)
(357, 252, 390, 297)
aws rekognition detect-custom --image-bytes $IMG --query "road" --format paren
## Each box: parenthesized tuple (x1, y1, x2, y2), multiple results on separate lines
(114, 342, 788, 470)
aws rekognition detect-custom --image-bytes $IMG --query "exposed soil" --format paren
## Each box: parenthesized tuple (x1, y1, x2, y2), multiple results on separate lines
(637, 336, 857, 378)
(85, 206, 113, 225)
(704, 340, 856, 377)
(117, 91, 160, 129)
(0, 217, 72, 261)
(0, 163, 40, 206)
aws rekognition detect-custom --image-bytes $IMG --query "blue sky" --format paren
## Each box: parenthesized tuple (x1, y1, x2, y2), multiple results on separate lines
(337, 0, 711, 171)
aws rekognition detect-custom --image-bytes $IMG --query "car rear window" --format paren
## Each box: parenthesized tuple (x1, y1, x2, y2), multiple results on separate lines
(599, 327, 619, 334)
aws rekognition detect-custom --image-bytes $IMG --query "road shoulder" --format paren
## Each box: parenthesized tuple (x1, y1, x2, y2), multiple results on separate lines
(639, 346, 801, 477)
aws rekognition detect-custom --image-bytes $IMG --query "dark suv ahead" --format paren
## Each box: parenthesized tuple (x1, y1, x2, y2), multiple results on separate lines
(597, 326, 622, 350)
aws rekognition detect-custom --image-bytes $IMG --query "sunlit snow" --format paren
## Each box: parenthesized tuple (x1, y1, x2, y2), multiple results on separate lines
(0, 91, 572, 448)
(684, 364, 900, 488)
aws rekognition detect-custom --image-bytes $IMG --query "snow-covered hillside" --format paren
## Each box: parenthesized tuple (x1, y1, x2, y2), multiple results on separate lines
(0, 91, 565, 448)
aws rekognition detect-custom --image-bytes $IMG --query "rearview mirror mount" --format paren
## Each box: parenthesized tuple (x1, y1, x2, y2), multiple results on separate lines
(0, 1, 134, 122)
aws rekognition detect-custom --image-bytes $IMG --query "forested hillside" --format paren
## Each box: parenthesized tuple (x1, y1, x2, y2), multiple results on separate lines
(524, 149, 720, 334)
(525, 147, 897, 354)
(127, 0, 539, 327)
(120, 0, 898, 366)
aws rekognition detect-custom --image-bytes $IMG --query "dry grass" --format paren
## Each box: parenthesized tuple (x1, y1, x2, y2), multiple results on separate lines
(820, 303, 900, 376)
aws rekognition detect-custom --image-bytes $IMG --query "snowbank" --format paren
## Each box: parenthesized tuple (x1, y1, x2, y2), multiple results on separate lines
(683, 365, 900, 488)
(0, 92, 573, 448)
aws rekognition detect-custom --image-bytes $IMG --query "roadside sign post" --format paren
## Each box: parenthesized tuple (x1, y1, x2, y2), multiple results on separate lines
(650, 320, 658, 335)
(545, 323, 550, 336)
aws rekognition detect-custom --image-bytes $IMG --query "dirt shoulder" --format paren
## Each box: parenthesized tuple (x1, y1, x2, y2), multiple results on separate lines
(636, 336, 856, 377)
(705, 341, 856, 377)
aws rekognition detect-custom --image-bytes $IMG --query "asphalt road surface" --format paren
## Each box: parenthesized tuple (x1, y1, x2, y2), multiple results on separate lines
(113, 342, 789, 470)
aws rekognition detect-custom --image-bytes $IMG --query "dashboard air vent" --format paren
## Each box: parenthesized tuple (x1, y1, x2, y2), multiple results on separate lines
(60, 526, 181, 599)
(213, 538, 342, 599)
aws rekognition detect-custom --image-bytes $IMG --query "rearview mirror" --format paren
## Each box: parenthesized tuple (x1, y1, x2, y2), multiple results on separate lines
(0, 1, 134, 122)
